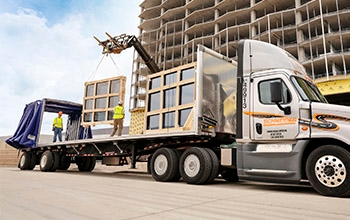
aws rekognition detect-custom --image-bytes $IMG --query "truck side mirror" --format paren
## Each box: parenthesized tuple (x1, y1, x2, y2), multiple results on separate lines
(270, 81, 291, 115)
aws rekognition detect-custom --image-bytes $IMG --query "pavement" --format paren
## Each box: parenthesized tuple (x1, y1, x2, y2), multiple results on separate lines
(1, 163, 350, 220)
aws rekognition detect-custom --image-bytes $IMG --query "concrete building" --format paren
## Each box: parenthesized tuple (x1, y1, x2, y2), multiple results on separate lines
(129, 0, 350, 110)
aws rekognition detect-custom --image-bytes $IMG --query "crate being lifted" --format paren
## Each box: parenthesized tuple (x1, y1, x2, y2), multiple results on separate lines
(82, 76, 126, 126)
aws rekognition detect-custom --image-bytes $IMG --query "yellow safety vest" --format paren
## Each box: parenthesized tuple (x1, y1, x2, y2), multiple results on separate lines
(53, 117, 63, 128)
(113, 105, 124, 119)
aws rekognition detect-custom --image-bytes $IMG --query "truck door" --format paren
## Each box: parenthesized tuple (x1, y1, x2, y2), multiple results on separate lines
(249, 73, 299, 141)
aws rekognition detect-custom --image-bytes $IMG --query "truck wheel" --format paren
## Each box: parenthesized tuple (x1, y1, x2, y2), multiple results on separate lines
(306, 145, 350, 197)
(179, 147, 213, 184)
(58, 155, 71, 170)
(221, 168, 239, 182)
(147, 155, 152, 174)
(49, 152, 60, 172)
(40, 151, 54, 172)
(27, 153, 37, 170)
(204, 148, 219, 184)
(151, 148, 180, 182)
(18, 152, 32, 170)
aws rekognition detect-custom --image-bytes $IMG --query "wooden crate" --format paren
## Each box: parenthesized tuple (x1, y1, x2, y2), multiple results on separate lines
(144, 63, 196, 134)
(82, 76, 126, 126)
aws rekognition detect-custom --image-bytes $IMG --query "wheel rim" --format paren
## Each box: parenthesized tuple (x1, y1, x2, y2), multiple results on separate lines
(40, 155, 47, 168)
(314, 155, 346, 187)
(20, 154, 26, 167)
(154, 154, 168, 176)
(184, 154, 200, 177)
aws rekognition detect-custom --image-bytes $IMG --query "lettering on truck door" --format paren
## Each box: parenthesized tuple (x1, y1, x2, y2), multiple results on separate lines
(247, 72, 300, 141)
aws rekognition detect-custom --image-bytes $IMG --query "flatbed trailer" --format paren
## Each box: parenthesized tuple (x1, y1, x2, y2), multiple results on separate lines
(35, 131, 233, 168)
(7, 44, 237, 185)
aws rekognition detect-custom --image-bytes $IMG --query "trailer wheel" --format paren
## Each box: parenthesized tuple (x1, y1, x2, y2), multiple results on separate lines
(221, 168, 239, 182)
(18, 152, 32, 170)
(151, 148, 180, 182)
(76, 157, 95, 172)
(179, 147, 213, 184)
(58, 155, 71, 170)
(49, 152, 60, 172)
(76, 157, 89, 171)
(204, 148, 219, 184)
(27, 153, 37, 170)
(40, 151, 54, 172)
(87, 157, 96, 172)
(173, 150, 182, 181)
(306, 145, 350, 197)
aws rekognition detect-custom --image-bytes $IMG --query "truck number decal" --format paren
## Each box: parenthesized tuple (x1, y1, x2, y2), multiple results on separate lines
(242, 79, 248, 109)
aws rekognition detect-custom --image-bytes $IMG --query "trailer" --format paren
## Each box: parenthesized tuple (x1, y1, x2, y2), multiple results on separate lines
(7, 40, 350, 197)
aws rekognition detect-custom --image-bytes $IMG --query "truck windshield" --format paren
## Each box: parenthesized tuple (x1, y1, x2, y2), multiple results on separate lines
(291, 76, 328, 103)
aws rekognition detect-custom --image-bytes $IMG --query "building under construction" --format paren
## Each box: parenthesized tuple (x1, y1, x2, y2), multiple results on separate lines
(130, 0, 350, 110)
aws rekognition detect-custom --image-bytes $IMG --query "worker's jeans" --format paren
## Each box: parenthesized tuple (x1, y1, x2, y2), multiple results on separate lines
(53, 127, 62, 142)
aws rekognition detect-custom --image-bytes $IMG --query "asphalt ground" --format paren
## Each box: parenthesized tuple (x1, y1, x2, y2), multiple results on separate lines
(1, 163, 349, 220)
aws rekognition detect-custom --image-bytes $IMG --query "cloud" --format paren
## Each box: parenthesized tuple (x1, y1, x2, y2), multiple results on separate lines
(0, 1, 141, 136)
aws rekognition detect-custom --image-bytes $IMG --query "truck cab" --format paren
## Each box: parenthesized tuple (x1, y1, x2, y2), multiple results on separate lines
(225, 40, 350, 197)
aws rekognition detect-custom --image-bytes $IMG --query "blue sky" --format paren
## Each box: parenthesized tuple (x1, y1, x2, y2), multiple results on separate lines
(0, 0, 142, 136)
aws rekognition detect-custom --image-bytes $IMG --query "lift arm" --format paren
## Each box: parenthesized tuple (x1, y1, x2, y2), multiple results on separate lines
(94, 33, 160, 74)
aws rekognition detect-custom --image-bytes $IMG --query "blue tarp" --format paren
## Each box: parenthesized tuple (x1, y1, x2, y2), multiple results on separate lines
(6, 98, 92, 149)
(6, 100, 43, 149)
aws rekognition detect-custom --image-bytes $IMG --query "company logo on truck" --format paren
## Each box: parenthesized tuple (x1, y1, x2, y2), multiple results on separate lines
(244, 112, 297, 126)
(299, 113, 350, 131)
(245, 112, 350, 131)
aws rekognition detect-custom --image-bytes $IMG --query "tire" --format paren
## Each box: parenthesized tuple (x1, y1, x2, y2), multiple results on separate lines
(179, 147, 213, 184)
(204, 148, 219, 184)
(27, 153, 37, 170)
(306, 145, 350, 197)
(76, 157, 94, 172)
(221, 168, 239, 182)
(172, 150, 182, 182)
(58, 155, 71, 170)
(76, 157, 88, 171)
(151, 148, 180, 182)
(147, 155, 152, 174)
(18, 152, 32, 170)
(87, 157, 96, 172)
(40, 151, 55, 172)
(50, 152, 60, 172)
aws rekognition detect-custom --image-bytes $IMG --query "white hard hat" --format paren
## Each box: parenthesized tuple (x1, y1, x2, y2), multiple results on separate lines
(118, 101, 123, 105)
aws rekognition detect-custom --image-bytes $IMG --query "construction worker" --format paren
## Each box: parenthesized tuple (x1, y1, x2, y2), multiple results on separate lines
(110, 101, 125, 136)
(53, 111, 63, 142)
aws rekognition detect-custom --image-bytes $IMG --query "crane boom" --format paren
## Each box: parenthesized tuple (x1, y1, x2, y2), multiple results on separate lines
(94, 33, 160, 74)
